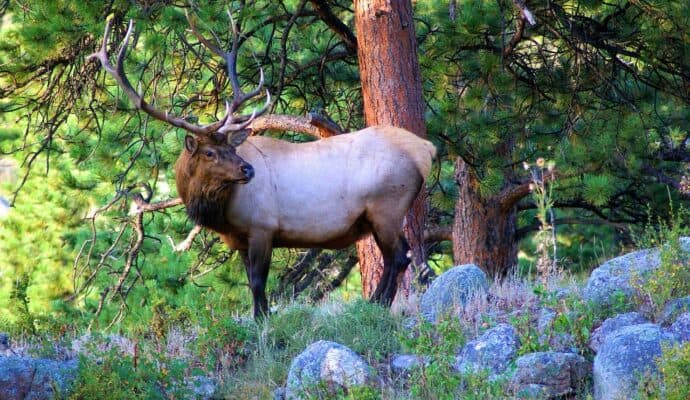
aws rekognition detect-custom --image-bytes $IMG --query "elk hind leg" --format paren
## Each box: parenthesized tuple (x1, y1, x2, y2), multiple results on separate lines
(370, 231, 411, 306)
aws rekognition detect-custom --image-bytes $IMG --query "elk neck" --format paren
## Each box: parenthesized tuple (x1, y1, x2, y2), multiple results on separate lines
(174, 151, 236, 234)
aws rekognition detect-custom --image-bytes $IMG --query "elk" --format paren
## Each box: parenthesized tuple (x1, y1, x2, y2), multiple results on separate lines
(89, 17, 436, 317)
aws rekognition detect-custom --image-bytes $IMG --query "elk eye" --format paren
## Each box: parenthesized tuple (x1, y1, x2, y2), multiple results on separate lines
(204, 150, 215, 159)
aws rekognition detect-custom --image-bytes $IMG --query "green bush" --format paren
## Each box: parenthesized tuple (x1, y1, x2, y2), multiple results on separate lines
(68, 352, 190, 400)
(632, 205, 690, 316)
(400, 317, 465, 399)
(637, 342, 690, 400)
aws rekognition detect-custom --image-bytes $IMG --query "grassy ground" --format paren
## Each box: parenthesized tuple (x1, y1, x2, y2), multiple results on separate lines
(3, 265, 688, 399)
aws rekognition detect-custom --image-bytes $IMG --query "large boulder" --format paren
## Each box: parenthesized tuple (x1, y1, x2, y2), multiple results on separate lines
(593, 323, 676, 400)
(588, 312, 649, 353)
(512, 352, 590, 399)
(669, 312, 690, 342)
(389, 354, 428, 379)
(285, 340, 376, 399)
(584, 238, 690, 307)
(420, 264, 489, 323)
(0, 357, 78, 400)
(659, 296, 690, 325)
(453, 323, 520, 376)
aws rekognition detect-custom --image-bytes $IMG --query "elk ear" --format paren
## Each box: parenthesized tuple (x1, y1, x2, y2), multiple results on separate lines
(228, 130, 250, 147)
(184, 135, 198, 154)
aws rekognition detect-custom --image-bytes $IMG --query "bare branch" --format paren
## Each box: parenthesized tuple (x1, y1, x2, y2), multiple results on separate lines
(308, 0, 357, 53)
(169, 225, 203, 252)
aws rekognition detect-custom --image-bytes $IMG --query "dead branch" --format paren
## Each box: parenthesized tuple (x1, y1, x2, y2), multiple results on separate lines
(248, 113, 343, 138)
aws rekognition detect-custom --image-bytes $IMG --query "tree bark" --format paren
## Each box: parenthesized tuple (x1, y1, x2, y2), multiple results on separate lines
(452, 158, 520, 278)
(353, 0, 429, 299)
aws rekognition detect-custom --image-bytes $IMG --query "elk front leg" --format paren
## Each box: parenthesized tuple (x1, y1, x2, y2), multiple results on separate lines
(240, 232, 273, 318)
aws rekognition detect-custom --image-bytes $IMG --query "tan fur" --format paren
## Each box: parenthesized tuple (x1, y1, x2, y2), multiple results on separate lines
(370, 125, 437, 177)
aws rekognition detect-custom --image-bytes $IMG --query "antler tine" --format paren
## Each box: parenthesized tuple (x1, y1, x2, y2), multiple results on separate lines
(88, 19, 223, 136)
(218, 89, 271, 133)
(186, 9, 271, 133)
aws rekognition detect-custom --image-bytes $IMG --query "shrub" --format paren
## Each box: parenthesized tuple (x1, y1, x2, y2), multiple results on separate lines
(632, 205, 690, 316)
(68, 351, 190, 400)
(400, 317, 465, 399)
(637, 341, 690, 400)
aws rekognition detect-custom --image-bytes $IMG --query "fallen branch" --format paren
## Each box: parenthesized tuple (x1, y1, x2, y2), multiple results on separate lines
(248, 113, 343, 138)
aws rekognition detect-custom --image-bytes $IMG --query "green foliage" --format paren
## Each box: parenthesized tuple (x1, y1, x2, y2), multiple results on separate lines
(534, 285, 611, 355)
(399, 317, 465, 399)
(7, 273, 36, 336)
(195, 316, 253, 373)
(220, 300, 400, 398)
(510, 311, 549, 356)
(458, 370, 507, 400)
(68, 351, 190, 400)
(632, 205, 690, 315)
(637, 342, 690, 400)
(550, 298, 597, 353)
(291, 381, 380, 400)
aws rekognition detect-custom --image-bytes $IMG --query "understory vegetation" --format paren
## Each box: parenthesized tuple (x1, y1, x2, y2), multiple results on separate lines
(4, 236, 689, 400)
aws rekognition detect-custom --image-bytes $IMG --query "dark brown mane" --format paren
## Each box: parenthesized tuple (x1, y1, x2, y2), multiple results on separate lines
(185, 191, 234, 233)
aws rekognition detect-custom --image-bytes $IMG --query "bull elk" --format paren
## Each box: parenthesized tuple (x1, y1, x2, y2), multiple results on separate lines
(89, 16, 436, 317)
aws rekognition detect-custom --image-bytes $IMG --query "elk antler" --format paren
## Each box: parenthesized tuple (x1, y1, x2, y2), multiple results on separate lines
(88, 16, 270, 136)
(186, 10, 271, 134)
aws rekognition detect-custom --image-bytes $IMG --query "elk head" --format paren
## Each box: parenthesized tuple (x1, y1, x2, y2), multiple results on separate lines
(181, 130, 255, 185)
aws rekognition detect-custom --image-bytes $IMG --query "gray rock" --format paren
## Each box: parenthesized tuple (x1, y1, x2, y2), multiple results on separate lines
(512, 352, 590, 399)
(285, 340, 375, 399)
(537, 308, 557, 334)
(420, 264, 489, 323)
(273, 386, 286, 400)
(187, 375, 216, 400)
(454, 323, 520, 376)
(588, 312, 649, 353)
(584, 238, 690, 307)
(390, 354, 428, 378)
(660, 296, 690, 325)
(0, 357, 78, 400)
(669, 312, 690, 342)
(593, 323, 676, 400)
(0, 332, 15, 356)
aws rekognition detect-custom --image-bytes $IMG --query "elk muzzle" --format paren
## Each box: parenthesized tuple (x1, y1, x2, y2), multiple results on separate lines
(239, 162, 254, 182)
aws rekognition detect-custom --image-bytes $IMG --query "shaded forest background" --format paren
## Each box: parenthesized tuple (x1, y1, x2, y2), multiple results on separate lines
(0, 0, 689, 332)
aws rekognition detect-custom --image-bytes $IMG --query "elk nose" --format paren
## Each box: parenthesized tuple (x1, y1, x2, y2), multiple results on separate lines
(241, 164, 254, 179)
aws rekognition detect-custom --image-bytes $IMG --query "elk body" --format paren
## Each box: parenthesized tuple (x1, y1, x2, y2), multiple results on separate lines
(89, 17, 436, 317)
(176, 127, 435, 316)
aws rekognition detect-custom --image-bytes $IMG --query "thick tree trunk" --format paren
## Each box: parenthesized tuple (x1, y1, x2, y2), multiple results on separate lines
(452, 158, 520, 278)
(353, 0, 428, 299)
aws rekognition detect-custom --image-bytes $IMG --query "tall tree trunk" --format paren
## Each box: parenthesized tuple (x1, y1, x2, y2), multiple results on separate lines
(452, 158, 524, 278)
(353, 0, 428, 299)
